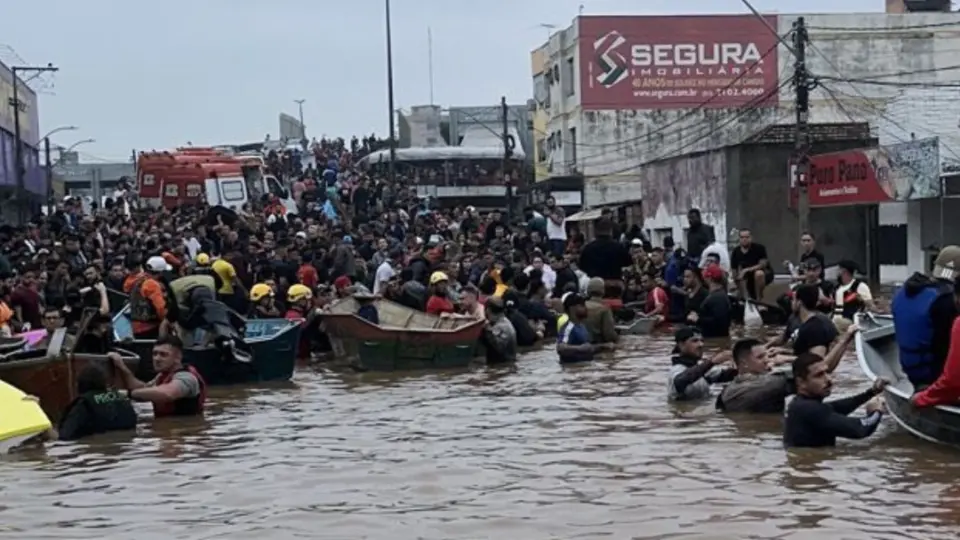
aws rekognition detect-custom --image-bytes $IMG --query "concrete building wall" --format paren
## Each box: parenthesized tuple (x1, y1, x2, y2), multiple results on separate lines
(448, 105, 533, 164)
(538, 12, 960, 179)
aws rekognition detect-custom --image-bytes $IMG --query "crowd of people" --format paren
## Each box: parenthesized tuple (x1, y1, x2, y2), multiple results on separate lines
(12, 130, 960, 452)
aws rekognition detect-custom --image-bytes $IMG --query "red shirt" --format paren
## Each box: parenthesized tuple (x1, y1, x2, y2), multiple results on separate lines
(285, 308, 311, 358)
(9, 286, 41, 329)
(425, 295, 455, 316)
(644, 287, 668, 316)
(913, 318, 960, 408)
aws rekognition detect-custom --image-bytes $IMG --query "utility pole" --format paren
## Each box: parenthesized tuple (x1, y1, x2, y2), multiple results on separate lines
(10, 63, 58, 223)
(43, 137, 52, 212)
(501, 96, 514, 223)
(793, 17, 811, 258)
(385, 0, 398, 186)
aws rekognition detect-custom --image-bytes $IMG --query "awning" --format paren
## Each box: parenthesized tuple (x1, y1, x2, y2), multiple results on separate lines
(566, 207, 607, 222)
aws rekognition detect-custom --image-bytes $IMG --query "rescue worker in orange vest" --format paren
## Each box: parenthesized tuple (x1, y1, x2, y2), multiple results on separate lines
(123, 256, 169, 339)
(110, 335, 207, 417)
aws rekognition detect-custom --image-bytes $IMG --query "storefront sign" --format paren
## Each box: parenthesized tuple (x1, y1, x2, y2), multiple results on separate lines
(579, 15, 780, 110)
(790, 137, 941, 207)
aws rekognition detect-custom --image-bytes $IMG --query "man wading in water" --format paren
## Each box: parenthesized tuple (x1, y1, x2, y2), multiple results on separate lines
(783, 353, 888, 448)
(717, 324, 857, 414)
(667, 327, 735, 401)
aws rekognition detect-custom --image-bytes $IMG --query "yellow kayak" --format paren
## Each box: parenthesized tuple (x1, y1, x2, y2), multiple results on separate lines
(0, 380, 52, 454)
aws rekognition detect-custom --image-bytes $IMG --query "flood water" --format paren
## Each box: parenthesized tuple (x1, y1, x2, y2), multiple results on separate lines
(3, 335, 960, 540)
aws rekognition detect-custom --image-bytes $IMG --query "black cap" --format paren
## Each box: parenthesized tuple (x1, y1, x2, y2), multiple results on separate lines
(674, 326, 701, 343)
(838, 259, 858, 274)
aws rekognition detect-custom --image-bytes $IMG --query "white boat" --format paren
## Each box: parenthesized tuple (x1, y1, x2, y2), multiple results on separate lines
(855, 313, 960, 445)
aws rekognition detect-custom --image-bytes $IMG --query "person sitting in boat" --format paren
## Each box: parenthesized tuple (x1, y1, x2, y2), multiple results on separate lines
(165, 272, 243, 362)
(426, 272, 456, 316)
(777, 258, 833, 316)
(557, 293, 614, 364)
(123, 255, 169, 340)
(42, 363, 138, 441)
(667, 326, 736, 402)
(248, 283, 280, 319)
(30, 305, 76, 351)
(913, 275, 960, 407)
(333, 275, 354, 300)
(110, 335, 207, 418)
(481, 296, 518, 364)
(584, 278, 618, 345)
(832, 260, 874, 332)
(717, 326, 857, 414)
(354, 292, 379, 325)
(892, 245, 960, 389)
(285, 284, 317, 359)
(73, 312, 117, 354)
(640, 271, 669, 323)
(783, 352, 888, 448)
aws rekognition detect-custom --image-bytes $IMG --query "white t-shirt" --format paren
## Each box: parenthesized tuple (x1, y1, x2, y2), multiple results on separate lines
(524, 264, 556, 293)
(546, 212, 567, 241)
(835, 280, 873, 307)
(373, 261, 396, 295)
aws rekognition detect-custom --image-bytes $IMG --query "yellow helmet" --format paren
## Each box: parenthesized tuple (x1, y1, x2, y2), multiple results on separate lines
(429, 271, 449, 285)
(287, 284, 313, 303)
(249, 283, 273, 302)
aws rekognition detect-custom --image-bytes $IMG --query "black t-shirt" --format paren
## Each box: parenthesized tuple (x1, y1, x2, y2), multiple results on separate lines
(792, 314, 838, 355)
(731, 243, 769, 272)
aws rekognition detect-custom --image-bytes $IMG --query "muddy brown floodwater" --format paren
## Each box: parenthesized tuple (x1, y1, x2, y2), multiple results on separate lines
(3, 335, 960, 539)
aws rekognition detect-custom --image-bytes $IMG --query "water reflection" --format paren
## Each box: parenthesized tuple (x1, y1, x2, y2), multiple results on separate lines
(2, 334, 960, 539)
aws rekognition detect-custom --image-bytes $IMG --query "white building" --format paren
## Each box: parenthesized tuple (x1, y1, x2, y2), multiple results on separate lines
(532, 10, 960, 282)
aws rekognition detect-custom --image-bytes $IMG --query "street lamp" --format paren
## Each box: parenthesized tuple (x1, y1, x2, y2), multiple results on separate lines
(40, 125, 78, 142)
(62, 138, 95, 154)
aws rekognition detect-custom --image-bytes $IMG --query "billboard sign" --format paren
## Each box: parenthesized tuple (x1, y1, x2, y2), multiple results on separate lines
(789, 137, 941, 207)
(578, 15, 780, 110)
(279, 113, 305, 142)
(0, 61, 40, 146)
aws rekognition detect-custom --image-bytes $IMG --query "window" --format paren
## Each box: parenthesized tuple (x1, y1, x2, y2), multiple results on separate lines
(220, 179, 246, 202)
(569, 127, 577, 166)
(164, 184, 178, 197)
(186, 184, 202, 197)
(565, 58, 575, 96)
(536, 137, 547, 163)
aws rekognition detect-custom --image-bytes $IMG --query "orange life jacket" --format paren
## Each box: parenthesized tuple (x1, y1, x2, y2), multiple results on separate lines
(153, 365, 207, 417)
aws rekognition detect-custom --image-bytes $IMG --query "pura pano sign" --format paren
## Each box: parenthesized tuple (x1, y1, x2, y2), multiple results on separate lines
(578, 14, 780, 110)
(789, 138, 942, 207)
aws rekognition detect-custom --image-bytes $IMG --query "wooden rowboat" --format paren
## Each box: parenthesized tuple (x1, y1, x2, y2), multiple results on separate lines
(855, 312, 960, 445)
(322, 298, 484, 372)
(0, 346, 140, 421)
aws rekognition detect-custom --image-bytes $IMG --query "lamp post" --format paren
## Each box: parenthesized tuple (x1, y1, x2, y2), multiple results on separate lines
(60, 138, 95, 155)
(9, 63, 59, 223)
(41, 127, 79, 210)
(385, 0, 397, 185)
(40, 125, 78, 144)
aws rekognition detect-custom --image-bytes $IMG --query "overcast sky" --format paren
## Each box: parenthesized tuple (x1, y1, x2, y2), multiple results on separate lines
(1, 0, 881, 160)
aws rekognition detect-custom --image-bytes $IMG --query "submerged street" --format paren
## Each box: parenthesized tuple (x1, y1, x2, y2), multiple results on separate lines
(2, 335, 959, 540)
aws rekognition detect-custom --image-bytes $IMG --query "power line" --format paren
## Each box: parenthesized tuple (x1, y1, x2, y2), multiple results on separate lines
(809, 20, 960, 32)
(818, 76, 960, 89)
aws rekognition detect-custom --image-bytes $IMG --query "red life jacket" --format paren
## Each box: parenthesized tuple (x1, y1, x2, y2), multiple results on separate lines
(153, 365, 207, 418)
(285, 308, 311, 358)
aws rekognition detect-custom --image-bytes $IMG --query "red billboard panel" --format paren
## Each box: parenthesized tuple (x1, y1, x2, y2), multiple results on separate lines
(578, 15, 781, 110)
(788, 138, 942, 207)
